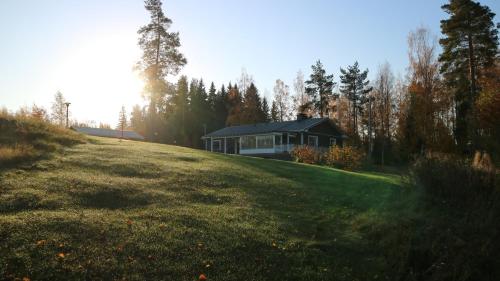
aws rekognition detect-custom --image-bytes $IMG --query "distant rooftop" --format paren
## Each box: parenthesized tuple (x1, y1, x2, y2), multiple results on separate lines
(203, 118, 341, 138)
(73, 127, 144, 140)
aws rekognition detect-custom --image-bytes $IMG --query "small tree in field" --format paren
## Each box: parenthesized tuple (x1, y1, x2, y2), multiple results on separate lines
(118, 106, 128, 139)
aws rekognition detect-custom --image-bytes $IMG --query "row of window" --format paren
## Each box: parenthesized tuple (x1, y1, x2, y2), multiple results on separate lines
(213, 135, 337, 151)
(241, 135, 274, 149)
(306, 136, 335, 146)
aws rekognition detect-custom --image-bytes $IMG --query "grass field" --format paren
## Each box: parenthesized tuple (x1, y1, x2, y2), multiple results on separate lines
(0, 136, 415, 281)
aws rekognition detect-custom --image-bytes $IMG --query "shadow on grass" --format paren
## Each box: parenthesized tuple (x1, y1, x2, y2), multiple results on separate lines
(0, 190, 63, 213)
(174, 156, 202, 163)
(75, 187, 159, 210)
(63, 159, 164, 179)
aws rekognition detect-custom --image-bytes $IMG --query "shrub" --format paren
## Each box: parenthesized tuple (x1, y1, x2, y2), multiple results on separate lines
(405, 153, 500, 280)
(324, 146, 365, 170)
(291, 145, 321, 164)
(0, 144, 37, 166)
(412, 153, 498, 207)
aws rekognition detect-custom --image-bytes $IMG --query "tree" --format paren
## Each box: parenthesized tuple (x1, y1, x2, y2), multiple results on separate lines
(118, 106, 128, 138)
(305, 60, 336, 117)
(207, 82, 218, 131)
(130, 104, 146, 136)
(169, 76, 189, 144)
(373, 62, 395, 165)
(339, 62, 372, 137)
(136, 0, 187, 141)
(31, 104, 49, 121)
(238, 68, 254, 97)
(213, 85, 229, 129)
(99, 123, 111, 129)
(293, 70, 309, 116)
(476, 60, 500, 155)
(273, 79, 292, 122)
(51, 91, 66, 126)
(241, 83, 263, 124)
(261, 96, 271, 122)
(439, 0, 499, 151)
(188, 79, 209, 147)
(398, 28, 454, 156)
(271, 101, 279, 122)
(226, 84, 243, 126)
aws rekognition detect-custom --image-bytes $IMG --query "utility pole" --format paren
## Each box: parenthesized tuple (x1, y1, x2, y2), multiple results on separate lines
(64, 102, 71, 128)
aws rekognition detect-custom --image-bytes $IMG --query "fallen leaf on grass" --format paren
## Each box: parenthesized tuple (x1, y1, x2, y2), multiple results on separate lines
(36, 240, 46, 246)
(199, 274, 207, 281)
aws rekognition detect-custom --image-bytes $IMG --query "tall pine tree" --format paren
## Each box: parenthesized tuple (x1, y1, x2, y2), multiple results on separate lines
(271, 101, 279, 122)
(168, 76, 189, 145)
(339, 61, 372, 137)
(261, 97, 271, 122)
(207, 82, 218, 131)
(188, 79, 209, 147)
(305, 60, 336, 117)
(439, 0, 499, 150)
(214, 85, 229, 130)
(136, 0, 186, 141)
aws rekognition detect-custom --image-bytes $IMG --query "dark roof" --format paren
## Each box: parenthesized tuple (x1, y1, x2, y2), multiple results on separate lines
(203, 118, 339, 138)
(73, 127, 145, 140)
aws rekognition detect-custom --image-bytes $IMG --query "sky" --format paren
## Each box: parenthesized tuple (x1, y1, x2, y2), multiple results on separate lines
(0, 0, 498, 126)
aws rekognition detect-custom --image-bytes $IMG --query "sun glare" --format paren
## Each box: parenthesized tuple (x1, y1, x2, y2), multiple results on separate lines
(47, 33, 144, 126)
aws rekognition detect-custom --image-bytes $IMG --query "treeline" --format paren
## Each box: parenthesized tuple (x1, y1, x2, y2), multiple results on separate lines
(128, 75, 277, 147)
(131, 0, 498, 164)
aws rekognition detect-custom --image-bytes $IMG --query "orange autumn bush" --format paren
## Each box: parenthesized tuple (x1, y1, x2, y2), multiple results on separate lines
(324, 145, 365, 170)
(291, 145, 321, 164)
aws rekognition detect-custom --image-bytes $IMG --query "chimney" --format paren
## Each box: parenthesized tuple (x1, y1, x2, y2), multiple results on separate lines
(296, 113, 309, 121)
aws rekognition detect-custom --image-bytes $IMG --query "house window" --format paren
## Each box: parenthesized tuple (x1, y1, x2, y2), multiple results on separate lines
(257, 135, 273, 149)
(308, 135, 318, 147)
(330, 137, 336, 146)
(213, 140, 221, 151)
(275, 135, 282, 145)
(241, 136, 256, 149)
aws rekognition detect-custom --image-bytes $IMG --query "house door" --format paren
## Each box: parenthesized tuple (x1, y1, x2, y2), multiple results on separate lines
(235, 138, 240, 154)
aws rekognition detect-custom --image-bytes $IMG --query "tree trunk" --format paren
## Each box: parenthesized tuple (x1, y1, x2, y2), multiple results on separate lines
(467, 31, 478, 150)
(381, 137, 385, 166)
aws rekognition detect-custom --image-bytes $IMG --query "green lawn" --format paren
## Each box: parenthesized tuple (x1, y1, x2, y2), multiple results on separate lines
(0, 136, 415, 281)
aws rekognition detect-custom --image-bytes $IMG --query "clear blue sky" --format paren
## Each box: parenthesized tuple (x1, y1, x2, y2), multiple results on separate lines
(0, 0, 498, 125)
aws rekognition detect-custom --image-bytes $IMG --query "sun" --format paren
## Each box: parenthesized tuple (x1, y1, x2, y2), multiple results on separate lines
(47, 33, 145, 125)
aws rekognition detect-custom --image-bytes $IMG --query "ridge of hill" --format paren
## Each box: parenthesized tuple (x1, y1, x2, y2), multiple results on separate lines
(0, 114, 85, 167)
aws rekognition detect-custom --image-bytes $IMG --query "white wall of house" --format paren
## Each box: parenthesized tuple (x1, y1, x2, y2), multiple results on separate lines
(240, 148, 276, 155)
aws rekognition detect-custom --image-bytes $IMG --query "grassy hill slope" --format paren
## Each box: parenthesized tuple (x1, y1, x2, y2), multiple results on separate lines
(0, 136, 414, 281)
(0, 114, 84, 166)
